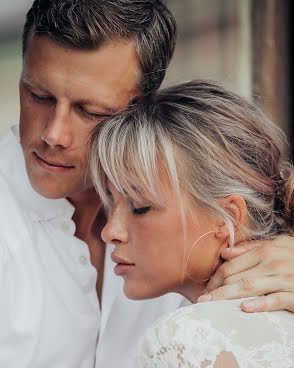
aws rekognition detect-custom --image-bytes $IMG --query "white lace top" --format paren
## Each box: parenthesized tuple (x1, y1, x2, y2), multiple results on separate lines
(136, 298, 294, 367)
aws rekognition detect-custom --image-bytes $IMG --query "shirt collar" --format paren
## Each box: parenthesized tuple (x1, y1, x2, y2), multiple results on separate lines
(1, 125, 75, 222)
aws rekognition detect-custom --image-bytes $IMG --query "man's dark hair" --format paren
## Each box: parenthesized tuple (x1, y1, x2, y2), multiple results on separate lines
(22, 0, 177, 94)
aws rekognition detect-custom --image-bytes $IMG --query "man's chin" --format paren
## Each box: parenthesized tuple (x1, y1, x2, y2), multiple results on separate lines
(28, 176, 94, 200)
(31, 184, 69, 199)
(27, 175, 71, 199)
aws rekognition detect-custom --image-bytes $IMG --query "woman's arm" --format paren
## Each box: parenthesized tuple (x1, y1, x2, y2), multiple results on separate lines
(198, 235, 294, 312)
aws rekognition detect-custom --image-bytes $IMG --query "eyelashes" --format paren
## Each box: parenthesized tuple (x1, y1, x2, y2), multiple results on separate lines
(105, 186, 152, 216)
(30, 91, 54, 104)
(133, 206, 152, 215)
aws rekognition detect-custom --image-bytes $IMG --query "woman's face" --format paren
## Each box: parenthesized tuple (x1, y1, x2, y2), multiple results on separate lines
(101, 179, 225, 301)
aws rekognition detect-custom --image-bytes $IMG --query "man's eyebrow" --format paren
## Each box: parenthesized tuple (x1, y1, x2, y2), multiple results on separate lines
(22, 77, 120, 114)
(21, 77, 50, 93)
(78, 98, 118, 114)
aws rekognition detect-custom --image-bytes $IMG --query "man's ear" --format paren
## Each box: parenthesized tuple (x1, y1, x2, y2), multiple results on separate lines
(215, 195, 247, 242)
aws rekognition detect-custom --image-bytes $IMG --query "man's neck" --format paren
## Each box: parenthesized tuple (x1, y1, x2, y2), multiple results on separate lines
(68, 188, 106, 306)
(68, 188, 102, 242)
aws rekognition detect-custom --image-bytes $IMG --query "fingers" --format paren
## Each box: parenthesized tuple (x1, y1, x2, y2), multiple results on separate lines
(221, 246, 247, 259)
(221, 240, 264, 260)
(198, 291, 294, 313)
(241, 292, 294, 313)
(198, 276, 281, 303)
(206, 251, 260, 291)
(223, 268, 269, 286)
(222, 235, 294, 260)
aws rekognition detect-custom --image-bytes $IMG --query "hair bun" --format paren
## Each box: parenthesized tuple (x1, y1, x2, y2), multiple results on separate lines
(281, 163, 294, 234)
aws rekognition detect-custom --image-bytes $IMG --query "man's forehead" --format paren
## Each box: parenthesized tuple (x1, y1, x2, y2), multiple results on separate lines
(22, 35, 141, 110)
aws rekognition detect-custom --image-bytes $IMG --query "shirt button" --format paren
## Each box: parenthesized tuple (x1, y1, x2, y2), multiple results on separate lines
(61, 221, 71, 232)
(79, 255, 88, 265)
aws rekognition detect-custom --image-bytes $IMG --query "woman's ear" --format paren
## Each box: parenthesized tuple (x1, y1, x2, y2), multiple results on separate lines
(215, 195, 247, 241)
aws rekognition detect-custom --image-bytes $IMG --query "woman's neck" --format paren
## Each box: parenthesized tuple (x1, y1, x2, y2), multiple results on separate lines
(175, 257, 224, 303)
(174, 279, 207, 304)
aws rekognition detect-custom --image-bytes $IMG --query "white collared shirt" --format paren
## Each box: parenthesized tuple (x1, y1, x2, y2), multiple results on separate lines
(0, 125, 188, 368)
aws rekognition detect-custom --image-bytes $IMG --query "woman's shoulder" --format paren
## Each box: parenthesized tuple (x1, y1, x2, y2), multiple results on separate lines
(147, 297, 294, 328)
(136, 299, 294, 367)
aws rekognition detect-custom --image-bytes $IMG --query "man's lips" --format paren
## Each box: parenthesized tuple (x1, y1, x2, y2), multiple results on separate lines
(34, 152, 74, 168)
(111, 253, 135, 276)
(34, 152, 75, 171)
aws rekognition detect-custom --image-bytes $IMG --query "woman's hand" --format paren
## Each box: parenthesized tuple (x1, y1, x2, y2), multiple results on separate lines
(197, 235, 294, 312)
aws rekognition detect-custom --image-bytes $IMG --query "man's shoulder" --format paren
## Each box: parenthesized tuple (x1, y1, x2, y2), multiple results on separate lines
(0, 171, 32, 243)
(0, 170, 16, 201)
(0, 124, 30, 205)
(0, 124, 22, 175)
(0, 126, 32, 246)
(0, 125, 23, 208)
(0, 124, 19, 150)
(0, 171, 25, 209)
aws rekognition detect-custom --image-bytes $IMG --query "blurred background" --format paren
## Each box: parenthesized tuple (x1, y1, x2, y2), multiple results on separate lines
(0, 0, 293, 158)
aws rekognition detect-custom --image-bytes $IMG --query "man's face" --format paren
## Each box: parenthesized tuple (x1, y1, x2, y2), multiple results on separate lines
(19, 35, 140, 199)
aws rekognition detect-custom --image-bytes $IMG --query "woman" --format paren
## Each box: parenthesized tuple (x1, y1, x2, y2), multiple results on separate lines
(91, 81, 294, 367)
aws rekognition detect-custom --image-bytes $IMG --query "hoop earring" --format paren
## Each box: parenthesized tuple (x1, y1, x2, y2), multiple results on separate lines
(184, 229, 221, 283)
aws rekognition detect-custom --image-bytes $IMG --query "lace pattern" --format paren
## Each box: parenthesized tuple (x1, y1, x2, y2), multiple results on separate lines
(136, 299, 294, 368)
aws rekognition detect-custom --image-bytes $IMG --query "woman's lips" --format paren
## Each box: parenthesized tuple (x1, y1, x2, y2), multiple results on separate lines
(114, 263, 135, 276)
(111, 253, 135, 276)
(34, 152, 74, 173)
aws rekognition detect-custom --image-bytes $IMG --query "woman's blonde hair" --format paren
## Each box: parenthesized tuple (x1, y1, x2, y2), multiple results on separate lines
(90, 80, 294, 244)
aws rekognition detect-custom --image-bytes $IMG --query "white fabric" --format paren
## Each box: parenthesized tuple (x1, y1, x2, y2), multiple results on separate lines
(0, 125, 188, 368)
(136, 298, 294, 367)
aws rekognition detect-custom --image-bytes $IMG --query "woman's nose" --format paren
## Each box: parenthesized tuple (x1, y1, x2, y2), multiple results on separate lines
(101, 208, 129, 245)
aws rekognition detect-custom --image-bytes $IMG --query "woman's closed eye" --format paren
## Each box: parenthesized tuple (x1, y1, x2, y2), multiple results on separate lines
(133, 206, 152, 215)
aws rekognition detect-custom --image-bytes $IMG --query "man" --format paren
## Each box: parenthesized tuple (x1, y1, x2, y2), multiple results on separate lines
(0, 0, 293, 367)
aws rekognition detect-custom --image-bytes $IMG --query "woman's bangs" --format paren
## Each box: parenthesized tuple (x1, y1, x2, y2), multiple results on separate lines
(97, 116, 167, 207)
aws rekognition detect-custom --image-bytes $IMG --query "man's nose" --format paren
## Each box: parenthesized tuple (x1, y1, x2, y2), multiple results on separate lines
(101, 208, 129, 245)
(42, 104, 73, 148)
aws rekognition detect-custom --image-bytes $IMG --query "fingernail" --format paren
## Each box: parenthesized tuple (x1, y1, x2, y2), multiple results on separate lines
(197, 294, 212, 303)
(243, 300, 255, 312)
